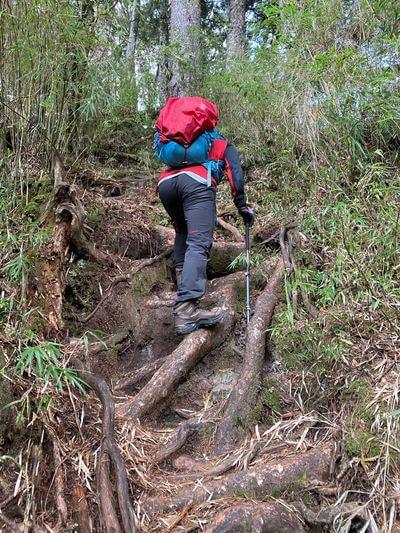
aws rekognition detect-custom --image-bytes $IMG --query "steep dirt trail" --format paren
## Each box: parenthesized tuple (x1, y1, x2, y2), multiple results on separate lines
(32, 164, 349, 531)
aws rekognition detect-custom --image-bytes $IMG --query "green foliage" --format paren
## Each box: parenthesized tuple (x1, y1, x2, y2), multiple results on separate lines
(3, 254, 31, 284)
(229, 251, 266, 270)
(0, 0, 399, 523)
(14, 341, 85, 393)
(0, 297, 14, 320)
(86, 206, 103, 227)
(261, 380, 282, 414)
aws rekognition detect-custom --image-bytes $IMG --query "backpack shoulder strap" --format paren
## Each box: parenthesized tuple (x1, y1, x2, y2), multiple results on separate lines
(209, 138, 228, 161)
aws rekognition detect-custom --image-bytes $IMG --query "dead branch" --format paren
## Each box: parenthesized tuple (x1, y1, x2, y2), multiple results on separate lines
(116, 276, 239, 421)
(38, 151, 107, 336)
(217, 217, 244, 242)
(72, 359, 136, 532)
(165, 501, 194, 532)
(279, 222, 297, 272)
(71, 485, 92, 533)
(0, 485, 24, 510)
(144, 446, 333, 514)
(114, 357, 167, 393)
(52, 440, 68, 528)
(204, 501, 306, 533)
(52, 152, 108, 264)
(213, 255, 285, 455)
(80, 248, 173, 323)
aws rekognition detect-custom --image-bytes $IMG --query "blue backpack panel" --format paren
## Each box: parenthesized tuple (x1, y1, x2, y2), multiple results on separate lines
(155, 129, 225, 169)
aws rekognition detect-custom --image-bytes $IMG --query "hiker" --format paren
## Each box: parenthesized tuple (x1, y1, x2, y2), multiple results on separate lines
(155, 96, 254, 335)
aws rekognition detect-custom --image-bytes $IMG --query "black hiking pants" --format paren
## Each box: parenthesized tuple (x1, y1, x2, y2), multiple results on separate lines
(158, 174, 216, 303)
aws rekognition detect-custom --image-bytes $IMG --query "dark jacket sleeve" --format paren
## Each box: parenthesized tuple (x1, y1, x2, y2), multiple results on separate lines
(224, 143, 247, 209)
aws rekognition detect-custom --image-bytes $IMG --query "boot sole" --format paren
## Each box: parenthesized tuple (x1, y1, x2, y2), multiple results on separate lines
(176, 309, 225, 336)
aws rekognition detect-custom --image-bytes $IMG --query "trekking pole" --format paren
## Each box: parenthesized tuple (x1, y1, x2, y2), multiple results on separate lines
(245, 221, 251, 324)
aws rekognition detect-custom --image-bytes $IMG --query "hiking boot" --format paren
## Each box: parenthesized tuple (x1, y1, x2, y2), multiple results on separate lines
(176, 268, 183, 288)
(174, 301, 224, 335)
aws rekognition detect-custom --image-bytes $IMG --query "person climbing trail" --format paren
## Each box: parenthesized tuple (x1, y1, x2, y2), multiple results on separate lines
(155, 96, 254, 335)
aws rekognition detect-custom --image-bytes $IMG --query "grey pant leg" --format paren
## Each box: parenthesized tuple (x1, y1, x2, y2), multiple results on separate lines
(176, 176, 216, 302)
(174, 231, 187, 269)
(158, 178, 188, 269)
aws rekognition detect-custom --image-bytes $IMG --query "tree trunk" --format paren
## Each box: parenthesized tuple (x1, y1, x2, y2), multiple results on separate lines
(67, 0, 94, 152)
(168, 0, 201, 97)
(157, 0, 170, 103)
(227, 0, 246, 61)
(126, 0, 140, 74)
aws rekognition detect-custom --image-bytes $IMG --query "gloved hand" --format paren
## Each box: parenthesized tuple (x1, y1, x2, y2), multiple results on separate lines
(238, 205, 255, 226)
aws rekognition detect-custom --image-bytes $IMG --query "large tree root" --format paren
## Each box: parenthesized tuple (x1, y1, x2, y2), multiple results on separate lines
(113, 357, 167, 393)
(213, 255, 285, 455)
(73, 359, 136, 532)
(217, 217, 244, 242)
(204, 501, 306, 533)
(205, 500, 365, 532)
(116, 276, 239, 421)
(144, 446, 332, 514)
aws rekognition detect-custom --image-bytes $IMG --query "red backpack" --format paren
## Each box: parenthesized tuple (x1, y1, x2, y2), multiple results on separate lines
(156, 97, 231, 190)
(155, 96, 219, 144)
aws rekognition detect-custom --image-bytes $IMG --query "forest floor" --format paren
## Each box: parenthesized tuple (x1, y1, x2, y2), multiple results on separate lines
(1, 159, 398, 532)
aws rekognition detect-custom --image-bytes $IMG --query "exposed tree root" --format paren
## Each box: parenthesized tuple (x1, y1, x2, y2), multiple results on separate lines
(97, 450, 121, 533)
(217, 217, 244, 242)
(116, 276, 239, 421)
(113, 357, 167, 393)
(72, 359, 136, 532)
(213, 255, 286, 455)
(203, 500, 364, 532)
(204, 501, 306, 533)
(154, 422, 205, 463)
(38, 151, 111, 336)
(144, 446, 333, 514)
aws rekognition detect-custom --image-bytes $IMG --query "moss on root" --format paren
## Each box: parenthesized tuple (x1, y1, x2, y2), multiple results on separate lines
(261, 379, 282, 415)
(130, 263, 170, 298)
